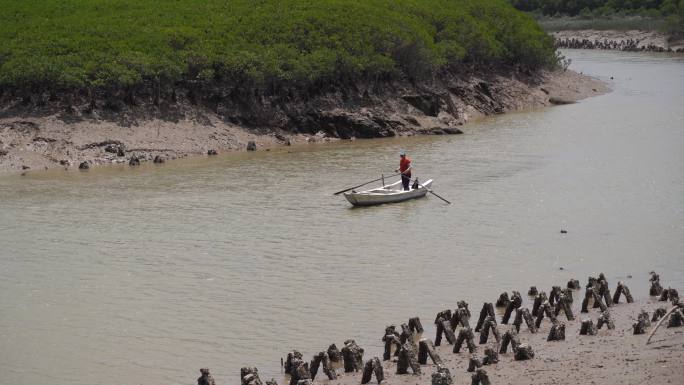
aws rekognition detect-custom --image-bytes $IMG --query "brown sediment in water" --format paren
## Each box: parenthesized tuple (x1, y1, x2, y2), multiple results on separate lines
(239, 275, 682, 385)
(0, 69, 607, 176)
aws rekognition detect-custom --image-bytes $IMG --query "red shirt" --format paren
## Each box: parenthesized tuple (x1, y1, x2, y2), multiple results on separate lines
(400, 156, 411, 175)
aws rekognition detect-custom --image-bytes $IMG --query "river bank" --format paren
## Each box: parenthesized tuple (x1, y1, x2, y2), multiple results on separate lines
(553, 29, 684, 52)
(244, 276, 684, 385)
(0, 69, 607, 176)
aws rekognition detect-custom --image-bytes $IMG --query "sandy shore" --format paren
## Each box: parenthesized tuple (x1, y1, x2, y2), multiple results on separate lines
(0, 70, 607, 176)
(553, 29, 684, 51)
(265, 283, 683, 385)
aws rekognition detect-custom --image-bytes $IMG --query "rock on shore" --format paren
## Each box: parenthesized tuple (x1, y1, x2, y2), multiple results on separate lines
(0, 69, 607, 175)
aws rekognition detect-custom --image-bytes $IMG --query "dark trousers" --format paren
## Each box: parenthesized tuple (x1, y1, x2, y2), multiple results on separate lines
(401, 174, 411, 191)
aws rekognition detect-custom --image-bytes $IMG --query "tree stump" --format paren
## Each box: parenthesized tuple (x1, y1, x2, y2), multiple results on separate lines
(458, 300, 471, 316)
(240, 368, 262, 385)
(467, 354, 482, 372)
(561, 288, 574, 304)
(361, 357, 383, 384)
(382, 325, 401, 360)
(580, 319, 597, 335)
(535, 302, 557, 328)
(431, 365, 453, 385)
(502, 291, 522, 324)
(661, 288, 680, 305)
(496, 292, 510, 307)
(500, 329, 520, 354)
(636, 310, 650, 327)
(371, 357, 383, 383)
(547, 322, 565, 341)
(199, 368, 217, 385)
(650, 272, 663, 296)
(613, 281, 634, 304)
(633, 320, 646, 335)
(321, 353, 336, 380)
(581, 287, 592, 313)
(598, 279, 613, 307)
(591, 287, 608, 312)
(442, 319, 457, 345)
(475, 303, 495, 332)
(596, 310, 615, 330)
(418, 338, 443, 365)
(482, 347, 499, 365)
(667, 309, 684, 328)
(652, 307, 668, 322)
(554, 291, 575, 321)
(567, 279, 580, 290)
(452, 307, 471, 329)
(549, 286, 561, 306)
(434, 310, 453, 346)
(586, 276, 598, 289)
(514, 343, 534, 361)
(513, 307, 537, 333)
(327, 344, 342, 363)
(396, 342, 420, 375)
(471, 368, 491, 385)
(309, 353, 322, 380)
(528, 286, 538, 296)
(409, 317, 424, 333)
(289, 362, 310, 385)
(310, 351, 336, 380)
(284, 351, 303, 375)
(532, 292, 548, 317)
(453, 327, 477, 353)
(479, 316, 500, 345)
(400, 323, 417, 348)
(341, 339, 363, 372)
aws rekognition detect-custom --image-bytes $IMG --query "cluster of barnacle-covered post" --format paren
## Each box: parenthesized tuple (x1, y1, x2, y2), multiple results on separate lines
(229, 271, 681, 385)
(382, 325, 401, 360)
(650, 272, 663, 296)
(501, 291, 522, 324)
(360, 357, 383, 384)
(418, 338, 443, 365)
(660, 287, 680, 305)
(434, 310, 457, 346)
(513, 307, 536, 333)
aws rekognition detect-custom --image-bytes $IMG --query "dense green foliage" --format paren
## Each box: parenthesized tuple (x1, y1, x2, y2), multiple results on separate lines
(0, 0, 556, 96)
(511, 0, 677, 16)
(509, 0, 684, 34)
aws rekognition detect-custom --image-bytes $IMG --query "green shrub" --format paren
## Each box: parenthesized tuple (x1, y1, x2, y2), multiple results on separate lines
(0, 0, 558, 95)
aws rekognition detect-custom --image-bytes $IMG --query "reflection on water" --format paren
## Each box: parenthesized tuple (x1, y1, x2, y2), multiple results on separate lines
(1, 50, 683, 385)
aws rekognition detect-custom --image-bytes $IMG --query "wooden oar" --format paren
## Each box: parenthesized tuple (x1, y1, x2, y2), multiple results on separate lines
(412, 180, 452, 204)
(426, 189, 452, 204)
(333, 173, 400, 195)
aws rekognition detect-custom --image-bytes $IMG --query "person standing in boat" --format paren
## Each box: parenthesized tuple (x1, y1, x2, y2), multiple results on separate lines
(396, 150, 412, 191)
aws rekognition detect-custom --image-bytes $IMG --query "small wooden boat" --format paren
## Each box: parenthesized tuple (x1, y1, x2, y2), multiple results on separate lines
(343, 179, 433, 206)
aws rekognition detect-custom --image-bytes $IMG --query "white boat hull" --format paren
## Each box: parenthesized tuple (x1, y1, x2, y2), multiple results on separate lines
(343, 179, 433, 206)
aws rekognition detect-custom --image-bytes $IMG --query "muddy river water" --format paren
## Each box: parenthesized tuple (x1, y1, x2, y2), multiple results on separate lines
(1, 50, 683, 385)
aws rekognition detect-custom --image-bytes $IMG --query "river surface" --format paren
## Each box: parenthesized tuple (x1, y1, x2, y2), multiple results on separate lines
(1, 50, 683, 385)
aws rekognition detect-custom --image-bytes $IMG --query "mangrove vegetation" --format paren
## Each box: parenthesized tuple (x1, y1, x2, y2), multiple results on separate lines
(0, 0, 557, 100)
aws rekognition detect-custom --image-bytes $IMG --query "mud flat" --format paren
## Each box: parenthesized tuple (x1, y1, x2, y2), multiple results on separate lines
(235, 274, 683, 385)
(0, 69, 607, 175)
